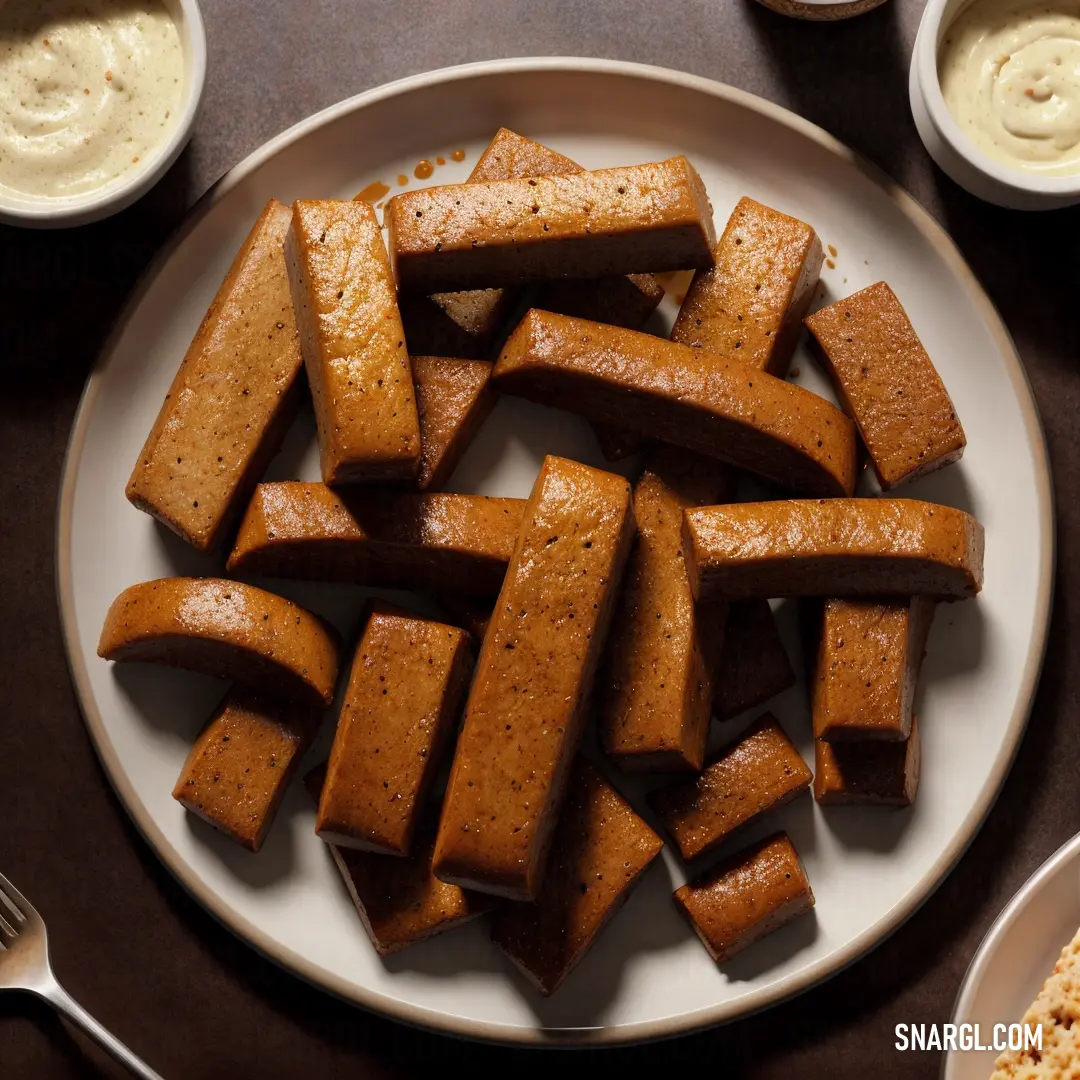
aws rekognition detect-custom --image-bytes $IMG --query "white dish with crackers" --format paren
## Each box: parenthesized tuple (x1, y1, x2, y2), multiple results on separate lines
(945, 831, 1080, 1080)
(57, 58, 1052, 1043)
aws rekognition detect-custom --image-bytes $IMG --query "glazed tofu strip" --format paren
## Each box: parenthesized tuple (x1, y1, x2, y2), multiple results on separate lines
(492, 758, 663, 995)
(674, 832, 814, 963)
(387, 156, 716, 292)
(494, 310, 857, 497)
(810, 597, 936, 741)
(286, 199, 421, 484)
(684, 499, 984, 602)
(672, 196, 823, 377)
(401, 127, 663, 358)
(598, 447, 733, 773)
(305, 766, 493, 955)
(173, 688, 321, 853)
(227, 483, 524, 596)
(316, 603, 473, 855)
(433, 455, 635, 901)
(805, 282, 965, 490)
(126, 199, 305, 552)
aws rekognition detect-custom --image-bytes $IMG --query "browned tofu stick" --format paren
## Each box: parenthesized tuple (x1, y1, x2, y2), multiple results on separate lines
(397, 128, 568, 358)
(455, 129, 665, 458)
(286, 199, 421, 484)
(316, 603, 473, 855)
(714, 599, 795, 720)
(804, 282, 966, 490)
(492, 758, 664, 996)
(126, 199, 305, 552)
(387, 156, 716, 292)
(433, 456, 635, 901)
(599, 447, 734, 772)
(684, 499, 985, 602)
(97, 577, 340, 708)
(494, 311, 857, 497)
(402, 128, 664, 358)
(674, 832, 814, 963)
(649, 714, 812, 862)
(227, 483, 524, 596)
(173, 688, 321, 852)
(304, 765, 494, 955)
(811, 597, 936, 741)
(411, 356, 496, 491)
(814, 718, 921, 806)
(672, 197, 823, 377)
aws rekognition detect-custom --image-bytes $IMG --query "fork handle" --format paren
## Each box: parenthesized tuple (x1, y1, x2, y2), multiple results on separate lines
(41, 976, 164, 1080)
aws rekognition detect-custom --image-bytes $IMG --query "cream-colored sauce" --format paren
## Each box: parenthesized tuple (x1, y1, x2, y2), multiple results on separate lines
(940, 0, 1080, 175)
(0, 0, 184, 200)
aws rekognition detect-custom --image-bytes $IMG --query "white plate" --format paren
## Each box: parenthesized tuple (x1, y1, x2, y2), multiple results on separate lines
(945, 833, 1080, 1079)
(57, 58, 1053, 1044)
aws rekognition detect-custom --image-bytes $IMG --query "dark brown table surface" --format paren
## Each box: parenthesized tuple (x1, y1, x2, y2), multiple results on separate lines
(3, 0, 1079, 1076)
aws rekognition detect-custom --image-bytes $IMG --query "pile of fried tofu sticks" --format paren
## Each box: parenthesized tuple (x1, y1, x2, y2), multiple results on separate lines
(98, 127, 983, 995)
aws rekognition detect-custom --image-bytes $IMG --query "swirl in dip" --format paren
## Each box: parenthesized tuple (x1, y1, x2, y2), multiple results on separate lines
(939, 0, 1080, 176)
(0, 0, 184, 200)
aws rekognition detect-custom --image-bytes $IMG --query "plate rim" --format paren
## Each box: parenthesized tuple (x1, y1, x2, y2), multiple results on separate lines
(54, 55, 1056, 1046)
(942, 830, 1080, 1079)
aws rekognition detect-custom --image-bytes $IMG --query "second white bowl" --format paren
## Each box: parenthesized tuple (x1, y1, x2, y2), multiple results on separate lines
(910, 0, 1080, 210)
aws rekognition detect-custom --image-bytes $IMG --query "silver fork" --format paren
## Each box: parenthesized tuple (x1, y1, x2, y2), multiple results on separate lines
(0, 870, 163, 1080)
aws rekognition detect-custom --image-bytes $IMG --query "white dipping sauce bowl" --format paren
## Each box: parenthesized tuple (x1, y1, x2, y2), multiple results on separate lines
(0, 0, 207, 229)
(910, 0, 1080, 210)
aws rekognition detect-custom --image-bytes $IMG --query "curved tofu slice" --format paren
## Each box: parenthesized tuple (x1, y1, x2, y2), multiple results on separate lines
(97, 577, 340, 707)
(494, 310, 857, 497)
(227, 483, 524, 596)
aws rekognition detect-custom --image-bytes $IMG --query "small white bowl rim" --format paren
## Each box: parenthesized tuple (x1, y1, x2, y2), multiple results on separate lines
(943, 830, 1080, 1078)
(917, 0, 1080, 197)
(0, 0, 207, 227)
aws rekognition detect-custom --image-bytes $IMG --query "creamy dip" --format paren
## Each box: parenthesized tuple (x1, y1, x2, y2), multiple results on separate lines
(0, 0, 184, 200)
(940, 0, 1080, 176)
